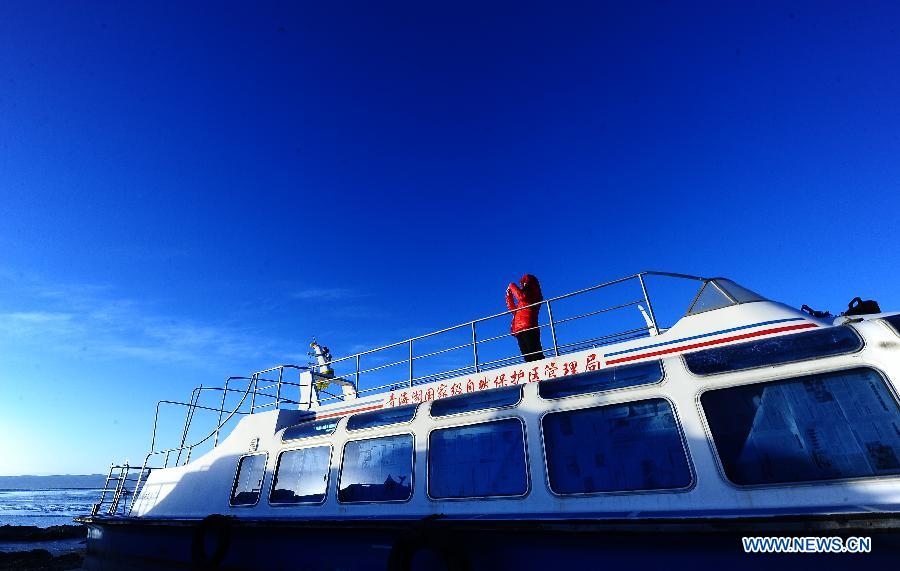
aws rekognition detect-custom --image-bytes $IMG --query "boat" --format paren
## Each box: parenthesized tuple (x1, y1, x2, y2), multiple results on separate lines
(77, 271, 900, 569)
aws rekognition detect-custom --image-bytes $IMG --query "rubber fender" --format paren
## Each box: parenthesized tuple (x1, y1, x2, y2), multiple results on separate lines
(387, 528, 469, 571)
(191, 514, 232, 570)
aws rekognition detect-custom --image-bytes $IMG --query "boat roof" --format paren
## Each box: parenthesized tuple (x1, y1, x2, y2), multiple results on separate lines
(250, 271, 823, 419)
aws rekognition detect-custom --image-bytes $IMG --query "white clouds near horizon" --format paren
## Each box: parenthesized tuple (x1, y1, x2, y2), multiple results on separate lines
(0, 273, 283, 369)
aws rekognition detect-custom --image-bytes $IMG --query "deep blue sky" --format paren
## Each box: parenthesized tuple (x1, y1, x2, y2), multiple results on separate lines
(1, 1, 899, 474)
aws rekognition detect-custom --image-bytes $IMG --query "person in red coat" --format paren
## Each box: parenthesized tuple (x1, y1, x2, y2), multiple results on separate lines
(506, 274, 546, 362)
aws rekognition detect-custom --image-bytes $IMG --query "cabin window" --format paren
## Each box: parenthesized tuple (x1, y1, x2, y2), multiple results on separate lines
(338, 434, 413, 503)
(282, 418, 339, 442)
(538, 360, 664, 400)
(347, 404, 417, 431)
(713, 279, 766, 304)
(269, 446, 331, 505)
(884, 314, 900, 337)
(687, 281, 735, 315)
(683, 326, 863, 376)
(702, 367, 900, 486)
(542, 399, 692, 494)
(428, 418, 528, 498)
(230, 453, 267, 506)
(430, 385, 522, 417)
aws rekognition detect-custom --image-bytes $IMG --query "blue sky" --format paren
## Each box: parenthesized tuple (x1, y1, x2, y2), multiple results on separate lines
(1, 1, 899, 475)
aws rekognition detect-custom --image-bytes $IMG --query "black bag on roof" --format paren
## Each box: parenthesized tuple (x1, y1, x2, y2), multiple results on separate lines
(844, 297, 881, 316)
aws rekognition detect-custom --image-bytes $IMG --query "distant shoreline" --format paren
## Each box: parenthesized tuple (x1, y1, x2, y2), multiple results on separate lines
(0, 487, 104, 491)
(0, 475, 106, 491)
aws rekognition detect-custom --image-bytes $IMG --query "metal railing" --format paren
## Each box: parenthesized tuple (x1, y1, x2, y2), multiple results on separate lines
(311, 271, 704, 403)
(91, 462, 150, 516)
(119, 366, 320, 515)
(98, 270, 707, 516)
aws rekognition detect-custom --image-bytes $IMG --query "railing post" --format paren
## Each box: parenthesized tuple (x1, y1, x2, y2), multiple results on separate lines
(150, 403, 161, 454)
(214, 377, 230, 447)
(355, 354, 360, 391)
(637, 273, 660, 335)
(545, 300, 560, 357)
(129, 458, 150, 516)
(275, 367, 284, 410)
(109, 462, 128, 515)
(471, 322, 480, 373)
(95, 463, 115, 514)
(249, 374, 258, 414)
(408, 340, 414, 388)
(176, 385, 201, 466)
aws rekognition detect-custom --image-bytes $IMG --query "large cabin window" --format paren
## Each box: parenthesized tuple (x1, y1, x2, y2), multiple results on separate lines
(230, 453, 267, 506)
(683, 326, 863, 376)
(347, 404, 417, 431)
(338, 434, 413, 503)
(269, 446, 331, 505)
(538, 360, 664, 400)
(428, 418, 528, 498)
(542, 399, 692, 494)
(430, 385, 522, 417)
(702, 367, 900, 486)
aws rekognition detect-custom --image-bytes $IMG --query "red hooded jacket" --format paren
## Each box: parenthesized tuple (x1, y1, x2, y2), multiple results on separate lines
(506, 274, 543, 334)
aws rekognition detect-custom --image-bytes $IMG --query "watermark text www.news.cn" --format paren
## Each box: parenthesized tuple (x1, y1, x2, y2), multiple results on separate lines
(742, 536, 871, 554)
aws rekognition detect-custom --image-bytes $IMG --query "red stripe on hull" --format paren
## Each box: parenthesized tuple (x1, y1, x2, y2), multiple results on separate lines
(605, 323, 818, 366)
(315, 403, 384, 420)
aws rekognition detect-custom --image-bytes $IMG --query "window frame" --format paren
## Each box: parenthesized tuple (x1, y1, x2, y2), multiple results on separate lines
(426, 415, 531, 501)
(538, 360, 666, 401)
(682, 325, 865, 378)
(229, 452, 269, 508)
(686, 280, 737, 316)
(539, 396, 695, 497)
(281, 417, 341, 443)
(337, 432, 416, 505)
(696, 365, 900, 490)
(268, 444, 333, 507)
(346, 403, 419, 432)
(429, 385, 524, 419)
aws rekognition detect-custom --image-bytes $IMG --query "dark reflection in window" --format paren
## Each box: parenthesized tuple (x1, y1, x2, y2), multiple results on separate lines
(429, 418, 527, 498)
(539, 360, 663, 400)
(282, 418, 339, 441)
(542, 399, 691, 494)
(430, 385, 521, 417)
(230, 454, 266, 506)
(884, 314, 900, 337)
(347, 404, 417, 431)
(270, 446, 330, 504)
(684, 326, 862, 376)
(338, 434, 413, 503)
(702, 368, 900, 485)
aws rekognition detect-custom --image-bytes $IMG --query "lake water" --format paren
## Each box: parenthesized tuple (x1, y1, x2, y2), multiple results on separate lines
(0, 488, 100, 528)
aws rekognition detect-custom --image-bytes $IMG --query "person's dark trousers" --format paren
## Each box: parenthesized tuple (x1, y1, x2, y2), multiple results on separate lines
(516, 328, 545, 362)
